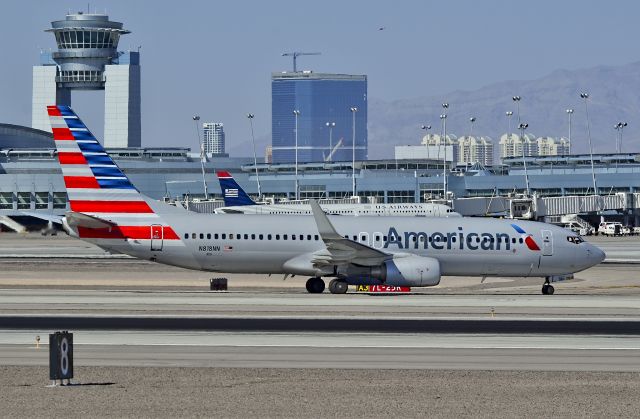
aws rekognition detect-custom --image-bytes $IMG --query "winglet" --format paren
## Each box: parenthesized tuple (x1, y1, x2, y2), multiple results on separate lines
(309, 199, 342, 240)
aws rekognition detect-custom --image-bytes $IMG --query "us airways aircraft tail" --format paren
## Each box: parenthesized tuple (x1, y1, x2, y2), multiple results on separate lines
(49, 105, 606, 295)
(217, 171, 256, 206)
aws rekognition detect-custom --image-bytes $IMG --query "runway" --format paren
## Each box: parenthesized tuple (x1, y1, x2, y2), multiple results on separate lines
(2, 330, 640, 371)
(1, 234, 639, 374)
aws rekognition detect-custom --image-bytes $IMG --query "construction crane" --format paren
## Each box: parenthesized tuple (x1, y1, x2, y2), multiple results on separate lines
(282, 51, 321, 72)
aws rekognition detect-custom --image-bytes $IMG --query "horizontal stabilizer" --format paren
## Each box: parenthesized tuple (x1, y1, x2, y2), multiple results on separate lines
(65, 211, 116, 229)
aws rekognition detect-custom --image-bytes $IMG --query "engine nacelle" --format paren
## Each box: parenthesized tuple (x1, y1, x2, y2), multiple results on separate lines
(339, 255, 441, 287)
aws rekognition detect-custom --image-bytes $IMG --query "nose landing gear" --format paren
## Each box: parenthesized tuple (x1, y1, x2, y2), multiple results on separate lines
(541, 277, 555, 295)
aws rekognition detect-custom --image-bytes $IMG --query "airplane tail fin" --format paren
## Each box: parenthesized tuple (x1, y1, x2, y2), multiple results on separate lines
(48, 105, 152, 214)
(216, 171, 256, 206)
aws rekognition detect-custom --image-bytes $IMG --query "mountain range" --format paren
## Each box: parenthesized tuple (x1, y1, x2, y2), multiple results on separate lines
(367, 61, 640, 159)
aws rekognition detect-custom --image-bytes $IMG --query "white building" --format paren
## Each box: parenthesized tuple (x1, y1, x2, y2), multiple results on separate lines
(536, 136, 570, 156)
(499, 133, 538, 159)
(457, 135, 494, 166)
(203, 123, 225, 155)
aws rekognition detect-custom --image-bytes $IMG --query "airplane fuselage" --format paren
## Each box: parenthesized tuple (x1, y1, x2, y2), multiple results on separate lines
(85, 204, 603, 280)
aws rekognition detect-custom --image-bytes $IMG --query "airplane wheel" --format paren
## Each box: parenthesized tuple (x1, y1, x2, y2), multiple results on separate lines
(306, 277, 325, 294)
(541, 284, 548, 295)
(547, 285, 555, 295)
(329, 279, 348, 294)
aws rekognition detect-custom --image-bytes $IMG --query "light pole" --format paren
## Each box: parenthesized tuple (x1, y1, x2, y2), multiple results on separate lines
(441, 102, 449, 199)
(325, 121, 336, 162)
(247, 113, 261, 200)
(518, 122, 531, 196)
(421, 124, 431, 159)
(469, 117, 476, 137)
(505, 111, 513, 157)
(580, 92, 597, 195)
(566, 109, 574, 154)
(293, 110, 300, 200)
(192, 115, 208, 200)
(512, 96, 521, 124)
(350, 107, 358, 197)
(614, 122, 628, 153)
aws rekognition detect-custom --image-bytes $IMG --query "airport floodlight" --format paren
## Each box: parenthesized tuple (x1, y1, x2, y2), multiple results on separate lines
(580, 93, 589, 99)
(193, 115, 200, 121)
(566, 109, 574, 154)
(326, 121, 336, 127)
(518, 122, 530, 196)
(421, 125, 432, 130)
(293, 110, 301, 199)
(350, 107, 358, 197)
(439, 114, 447, 119)
(246, 113, 261, 199)
(512, 96, 521, 102)
(442, 103, 449, 109)
(506, 111, 513, 116)
(470, 117, 476, 123)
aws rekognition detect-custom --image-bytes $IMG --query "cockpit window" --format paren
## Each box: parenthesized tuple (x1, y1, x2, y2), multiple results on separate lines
(566, 236, 584, 244)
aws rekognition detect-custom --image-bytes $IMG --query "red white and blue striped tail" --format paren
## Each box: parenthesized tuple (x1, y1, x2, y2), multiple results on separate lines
(48, 105, 178, 241)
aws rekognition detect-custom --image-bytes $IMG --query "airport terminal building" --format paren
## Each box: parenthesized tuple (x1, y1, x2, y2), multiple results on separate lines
(1, 121, 639, 225)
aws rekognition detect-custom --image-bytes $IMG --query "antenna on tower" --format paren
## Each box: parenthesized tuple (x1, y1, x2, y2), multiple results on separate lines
(281, 51, 321, 72)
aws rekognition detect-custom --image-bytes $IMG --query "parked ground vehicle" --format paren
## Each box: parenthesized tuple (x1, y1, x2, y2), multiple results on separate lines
(599, 222, 624, 236)
(562, 222, 593, 236)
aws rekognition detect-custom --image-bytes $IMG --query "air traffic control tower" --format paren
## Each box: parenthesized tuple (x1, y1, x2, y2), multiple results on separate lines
(32, 12, 141, 148)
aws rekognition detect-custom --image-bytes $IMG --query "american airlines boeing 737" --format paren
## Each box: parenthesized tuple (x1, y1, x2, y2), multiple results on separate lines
(46, 106, 605, 294)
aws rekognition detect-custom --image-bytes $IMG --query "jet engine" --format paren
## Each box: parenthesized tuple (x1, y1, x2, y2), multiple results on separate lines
(339, 255, 441, 287)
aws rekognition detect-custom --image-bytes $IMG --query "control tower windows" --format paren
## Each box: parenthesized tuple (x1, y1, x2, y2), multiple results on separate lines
(54, 30, 120, 49)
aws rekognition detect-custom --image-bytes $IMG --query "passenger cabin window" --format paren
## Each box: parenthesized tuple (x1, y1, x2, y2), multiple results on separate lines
(184, 233, 188, 239)
(259, 234, 264, 240)
(215, 234, 219, 239)
(207, 233, 211, 239)
(222, 234, 226, 239)
(200, 233, 204, 239)
(251, 234, 256, 240)
(315, 235, 319, 241)
(244, 234, 249, 240)
(191, 233, 196, 239)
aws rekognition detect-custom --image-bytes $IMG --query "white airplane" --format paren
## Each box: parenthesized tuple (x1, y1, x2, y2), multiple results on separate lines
(215, 171, 460, 217)
(46, 105, 605, 294)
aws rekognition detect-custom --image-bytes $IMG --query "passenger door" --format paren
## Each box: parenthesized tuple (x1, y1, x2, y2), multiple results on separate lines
(150, 224, 163, 251)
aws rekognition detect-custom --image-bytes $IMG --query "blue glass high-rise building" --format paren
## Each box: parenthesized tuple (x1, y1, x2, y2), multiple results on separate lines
(271, 72, 367, 163)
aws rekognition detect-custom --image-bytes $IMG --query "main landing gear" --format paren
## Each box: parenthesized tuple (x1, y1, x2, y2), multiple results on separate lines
(305, 277, 325, 294)
(328, 279, 348, 294)
(541, 277, 555, 295)
(305, 277, 349, 294)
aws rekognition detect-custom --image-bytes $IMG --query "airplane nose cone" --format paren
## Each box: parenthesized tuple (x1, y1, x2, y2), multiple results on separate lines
(586, 244, 606, 266)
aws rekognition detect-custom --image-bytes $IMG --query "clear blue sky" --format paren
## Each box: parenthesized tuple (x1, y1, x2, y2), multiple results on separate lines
(1, 0, 639, 155)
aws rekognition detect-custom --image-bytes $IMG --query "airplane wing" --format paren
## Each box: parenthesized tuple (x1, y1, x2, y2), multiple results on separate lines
(309, 199, 391, 267)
